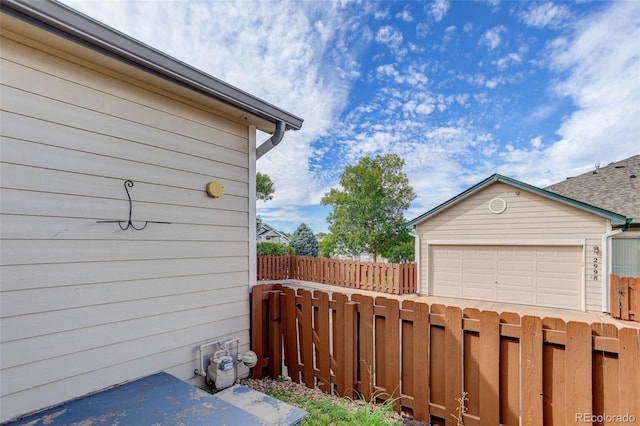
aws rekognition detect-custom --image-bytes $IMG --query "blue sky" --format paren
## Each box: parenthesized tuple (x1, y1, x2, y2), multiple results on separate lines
(62, 0, 640, 234)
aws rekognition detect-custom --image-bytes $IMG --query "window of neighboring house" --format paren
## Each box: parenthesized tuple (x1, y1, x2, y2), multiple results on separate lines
(612, 237, 640, 277)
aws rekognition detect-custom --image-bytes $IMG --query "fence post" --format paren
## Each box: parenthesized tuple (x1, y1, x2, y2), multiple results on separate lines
(250, 285, 266, 378)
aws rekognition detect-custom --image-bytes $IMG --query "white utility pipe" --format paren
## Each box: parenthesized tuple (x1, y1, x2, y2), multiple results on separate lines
(601, 229, 624, 312)
(195, 339, 220, 377)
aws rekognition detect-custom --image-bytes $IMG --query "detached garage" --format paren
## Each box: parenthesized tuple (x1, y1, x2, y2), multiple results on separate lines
(408, 174, 633, 312)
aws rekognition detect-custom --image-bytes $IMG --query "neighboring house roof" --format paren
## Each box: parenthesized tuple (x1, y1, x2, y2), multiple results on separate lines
(545, 155, 640, 224)
(257, 223, 290, 243)
(0, 0, 303, 133)
(407, 174, 632, 228)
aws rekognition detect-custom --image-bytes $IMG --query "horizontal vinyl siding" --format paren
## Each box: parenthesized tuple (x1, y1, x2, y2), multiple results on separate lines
(417, 183, 609, 311)
(0, 32, 252, 421)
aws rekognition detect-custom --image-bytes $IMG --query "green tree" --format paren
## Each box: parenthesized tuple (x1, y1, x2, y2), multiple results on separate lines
(257, 241, 295, 255)
(321, 154, 416, 262)
(289, 223, 319, 257)
(381, 234, 415, 263)
(256, 172, 275, 201)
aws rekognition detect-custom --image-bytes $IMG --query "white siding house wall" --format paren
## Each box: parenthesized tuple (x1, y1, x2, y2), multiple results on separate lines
(1, 29, 253, 421)
(416, 182, 609, 312)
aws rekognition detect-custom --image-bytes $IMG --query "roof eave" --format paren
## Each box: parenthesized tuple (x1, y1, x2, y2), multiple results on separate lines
(0, 0, 303, 132)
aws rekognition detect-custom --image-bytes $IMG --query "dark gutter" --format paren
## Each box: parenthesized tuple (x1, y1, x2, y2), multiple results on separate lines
(0, 0, 303, 131)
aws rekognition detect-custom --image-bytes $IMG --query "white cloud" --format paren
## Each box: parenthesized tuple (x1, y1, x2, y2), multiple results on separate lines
(530, 136, 542, 148)
(375, 25, 404, 51)
(396, 8, 414, 22)
(429, 0, 450, 22)
(495, 52, 522, 70)
(480, 25, 507, 50)
(543, 1, 640, 170)
(521, 3, 571, 29)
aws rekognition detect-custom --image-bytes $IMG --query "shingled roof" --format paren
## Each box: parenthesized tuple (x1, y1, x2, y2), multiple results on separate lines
(546, 155, 640, 223)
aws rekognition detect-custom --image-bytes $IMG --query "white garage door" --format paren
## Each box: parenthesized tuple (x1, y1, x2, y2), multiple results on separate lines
(430, 245, 583, 310)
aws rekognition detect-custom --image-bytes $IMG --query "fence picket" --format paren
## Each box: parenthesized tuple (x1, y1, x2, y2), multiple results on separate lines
(352, 294, 374, 401)
(332, 293, 348, 396)
(413, 302, 430, 421)
(281, 287, 300, 383)
(401, 301, 416, 408)
(444, 306, 463, 423)
(384, 297, 401, 410)
(268, 291, 282, 379)
(479, 310, 500, 425)
(299, 289, 315, 389)
(521, 316, 543, 426)
(564, 321, 592, 424)
(314, 290, 331, 393)
(618, 328, 640, 419)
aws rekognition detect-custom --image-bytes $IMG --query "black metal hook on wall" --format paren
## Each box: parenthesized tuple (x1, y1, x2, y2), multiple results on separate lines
(97, 180, 170, 230)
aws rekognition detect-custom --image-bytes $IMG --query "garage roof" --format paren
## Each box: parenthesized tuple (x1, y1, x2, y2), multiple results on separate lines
(407, 174, 632, 228)
(546, 155, 640, 224)
(0, 0, 303, 132)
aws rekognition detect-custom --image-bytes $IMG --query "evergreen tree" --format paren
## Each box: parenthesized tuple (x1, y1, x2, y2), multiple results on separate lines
(289, 223, 319, 257)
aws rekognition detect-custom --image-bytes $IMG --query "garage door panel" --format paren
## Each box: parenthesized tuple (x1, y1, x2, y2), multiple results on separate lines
(463, 259, 495, 271)
(497, 275, 534, 287)
(498, 260, 535, 273)
(430, 244, 583, 310)
(462, 272, 496, 285)
(462, 287, 496, 301)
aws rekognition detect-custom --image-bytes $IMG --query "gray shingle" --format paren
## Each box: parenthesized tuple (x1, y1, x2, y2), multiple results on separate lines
(546, 155, 640, 223)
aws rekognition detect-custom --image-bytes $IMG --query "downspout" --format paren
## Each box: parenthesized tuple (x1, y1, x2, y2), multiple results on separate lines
(256, 121, 286, 159)
(409, 227, 421, 295)
(601, 227, 626, 312)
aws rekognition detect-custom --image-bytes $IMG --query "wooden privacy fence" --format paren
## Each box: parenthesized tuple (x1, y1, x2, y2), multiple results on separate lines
(251, 284, 640, 426)
(257, 255, 416, 295)
(610, 274, 640, 323)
